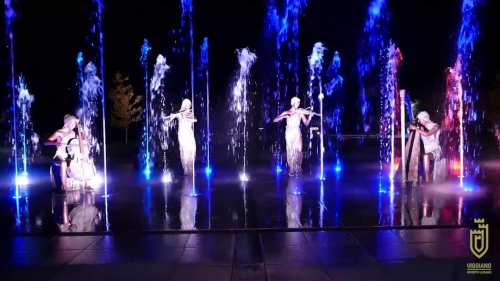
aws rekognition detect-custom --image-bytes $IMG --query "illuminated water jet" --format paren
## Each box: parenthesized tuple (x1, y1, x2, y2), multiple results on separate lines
(379, 41, 402, 180)
(324, 51, 343, 171)
(78, 62, 101, 159)
(140, 39, 152, 176)
(16, 75, 38, 174)
(198, 38, 211, 175)
(357, 0, 389, 133)
(444, 0, 483, 187)
(5, 0, 20, 193)
(230, 48, 257, 181)
(307, 42, 326, 179)
(149, 55, 170, 176)
(264, 0, 307, 172)
(87, 0, 108, 196)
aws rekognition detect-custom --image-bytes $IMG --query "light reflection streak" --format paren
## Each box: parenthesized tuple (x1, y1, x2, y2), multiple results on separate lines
(319, 180, 325, 227)
(458, 196, 463, 224)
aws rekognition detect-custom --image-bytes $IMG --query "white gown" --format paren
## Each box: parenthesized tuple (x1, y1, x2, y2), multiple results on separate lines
(285, 113, 302, 173)
(178, 114, 196, 175)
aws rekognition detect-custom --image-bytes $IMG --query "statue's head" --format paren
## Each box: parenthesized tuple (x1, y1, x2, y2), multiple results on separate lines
(291, 97, 300, 109)
(416, 111, 431, 125)
(181, 99, 192, 111)
(64, 114, 79, 130)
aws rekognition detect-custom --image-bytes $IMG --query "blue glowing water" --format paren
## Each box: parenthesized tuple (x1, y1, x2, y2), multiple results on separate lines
(324, 51, 343, 168)
(76, 53, 84, 99)
(452, 0, 483, 180)
(148, 55, 170, 172)
(325, 51, 343, 97)
(79, 62, 102, 160)
(230, 48, 257, 180)
(92, 0, 108, 195)
(15, 75, 38, 180)
(379, 42, 402, 179)
(357, 0, 388, 133)
(308, 42, 326, 108)
(198, 38, 211, 173)
(308, 42, 326, 178)
(5, 0, 20, 190)
(140, 39, 152, 175)
(264, 0, 307, 171)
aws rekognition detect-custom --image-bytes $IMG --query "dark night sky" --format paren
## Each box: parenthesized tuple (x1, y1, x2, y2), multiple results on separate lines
(3, 0, 499, 140)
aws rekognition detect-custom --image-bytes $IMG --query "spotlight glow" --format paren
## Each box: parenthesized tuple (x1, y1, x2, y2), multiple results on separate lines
(162, 172, 173, 183)
(204, 166, 212, 175)
(15, 173, 29, 186)
(239, 173, 249, 182)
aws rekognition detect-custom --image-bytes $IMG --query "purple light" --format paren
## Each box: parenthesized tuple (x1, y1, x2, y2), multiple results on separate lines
(357, 0, 389, 133)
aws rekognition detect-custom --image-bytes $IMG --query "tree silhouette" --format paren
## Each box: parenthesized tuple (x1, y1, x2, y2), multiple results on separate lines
(109, 72, 143, 143)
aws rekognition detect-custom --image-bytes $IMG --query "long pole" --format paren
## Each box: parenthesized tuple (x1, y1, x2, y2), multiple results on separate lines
(319, 93, 324, 180)
(96, 1, 108, 196)
(400, 90, 406, 185)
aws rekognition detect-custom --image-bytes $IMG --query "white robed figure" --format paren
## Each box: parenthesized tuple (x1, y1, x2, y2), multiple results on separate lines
(164, 99, 197, 176)
(274, 97, 318, 176)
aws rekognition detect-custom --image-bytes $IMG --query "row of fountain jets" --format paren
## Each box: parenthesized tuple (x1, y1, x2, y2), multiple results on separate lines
(6, 0, 483, 188)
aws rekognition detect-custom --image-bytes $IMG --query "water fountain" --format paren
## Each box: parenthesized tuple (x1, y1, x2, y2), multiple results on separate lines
(357, 0, 389, 134)
(180, 0, 195, 106)
(15, 76, 39, 186)
(91, 0, 108, 195)
(149, 55, 170, 179)
(198, 38, 211, 174)
(379, 41, 403, 180)
(140, 39, 152, 176)
(264, 0, 307, 172)
(230, 48, 257, 182)
(79, 62, 102, 160)
(444, 0, 483, 187)
(324, 51, 343, 172)
(5, 0, 19, 188)
(307, 42, 326, 179)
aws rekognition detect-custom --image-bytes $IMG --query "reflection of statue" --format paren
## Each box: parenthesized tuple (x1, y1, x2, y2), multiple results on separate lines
(180, 177, 197, 230)
(52, 190, 101, 232)
(401, 187, 420, 226)
(421, 197, 443, 226)
(286, 177, 303, 228)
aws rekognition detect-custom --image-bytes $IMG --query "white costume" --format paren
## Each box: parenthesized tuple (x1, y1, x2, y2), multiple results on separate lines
(417, 111, 442, 161)
(177, 99, 196, 175)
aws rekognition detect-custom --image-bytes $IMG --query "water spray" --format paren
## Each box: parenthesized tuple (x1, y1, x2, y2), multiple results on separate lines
(444, 0, 483, 187)
(15, 76, 38, 186)
(140, 39, 152, 177)
(5, 0, 20, 192)
(150, 55, 170, 179)
(325, 51, 343, 172)
(357, 0, 388, 134)
(231, 48, 257, 182)
(307, 42, 326, 179)
(379, 41, 402, 180)
(91, 0, 108, 196)
(198, 38, 211, 175)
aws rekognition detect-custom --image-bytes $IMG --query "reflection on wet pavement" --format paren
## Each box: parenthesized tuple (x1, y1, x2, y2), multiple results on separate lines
(1, 163, 499, 234)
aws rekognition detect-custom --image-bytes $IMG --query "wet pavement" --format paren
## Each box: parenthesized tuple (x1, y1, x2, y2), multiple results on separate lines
(1, 161, 499, 280)
(1, 161, 500, 233)
(1, 230, 499, 280)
